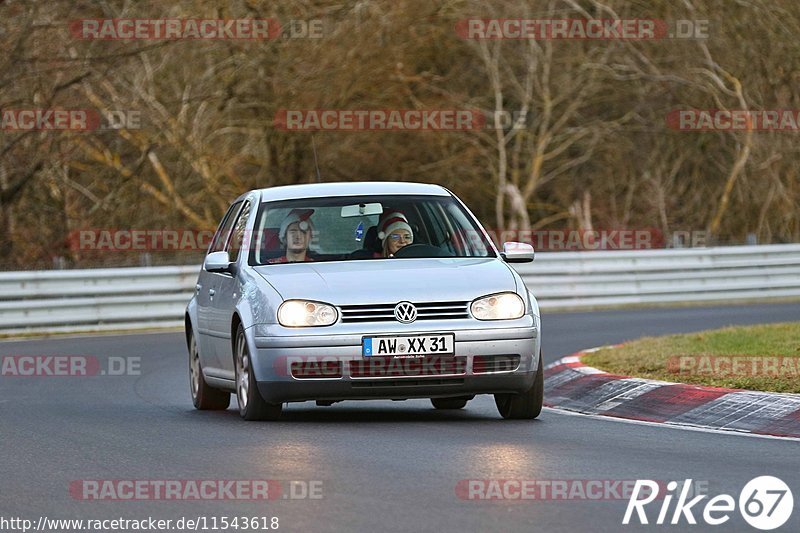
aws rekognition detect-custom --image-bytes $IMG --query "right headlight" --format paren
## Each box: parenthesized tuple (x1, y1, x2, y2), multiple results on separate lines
(277, 300, 338, 327)
(470, 292, 525, 320)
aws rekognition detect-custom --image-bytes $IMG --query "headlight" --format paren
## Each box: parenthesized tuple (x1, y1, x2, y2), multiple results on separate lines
(470, 292, 525, 320)
(278, 300, 338, 327)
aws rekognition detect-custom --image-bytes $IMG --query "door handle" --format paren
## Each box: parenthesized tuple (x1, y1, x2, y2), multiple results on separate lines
(208, 288, 216, 296)
(196, 284, 202, 293)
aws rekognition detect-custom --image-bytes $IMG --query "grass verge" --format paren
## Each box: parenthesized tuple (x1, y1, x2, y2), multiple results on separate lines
(581, 322, 800, 393)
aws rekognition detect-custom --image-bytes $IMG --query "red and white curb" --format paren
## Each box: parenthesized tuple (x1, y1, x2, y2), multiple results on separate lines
(544, 347, 800, 439)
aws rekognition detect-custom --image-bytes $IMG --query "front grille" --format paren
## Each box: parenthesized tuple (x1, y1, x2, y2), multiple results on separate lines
(339, 301, 470, 323)
(350, 356, 467, 378)
(473, 355, 521, 374)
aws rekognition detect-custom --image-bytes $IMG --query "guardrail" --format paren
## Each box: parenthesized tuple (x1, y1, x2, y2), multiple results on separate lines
(1, 244, 799, 334)
(517, 243, 800, 309)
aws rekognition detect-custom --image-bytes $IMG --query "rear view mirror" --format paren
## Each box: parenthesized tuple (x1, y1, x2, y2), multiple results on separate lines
(341, 202, 383, 218)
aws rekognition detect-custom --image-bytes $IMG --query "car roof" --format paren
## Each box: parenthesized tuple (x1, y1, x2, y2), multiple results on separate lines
(252, 181, 451, 202)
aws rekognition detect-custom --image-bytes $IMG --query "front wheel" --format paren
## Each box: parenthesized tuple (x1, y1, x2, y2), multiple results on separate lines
(495, 349, 544, 420)
(189, 331, 230, 410)
(235, 325, 282, 421)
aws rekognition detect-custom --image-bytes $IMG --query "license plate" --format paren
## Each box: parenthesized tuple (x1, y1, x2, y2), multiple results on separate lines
(362, 334, 454, 357)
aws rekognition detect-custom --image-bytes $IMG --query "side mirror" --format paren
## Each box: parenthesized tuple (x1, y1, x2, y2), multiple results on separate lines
(204, 251, 233, 273)
(501, 242, 534, 263)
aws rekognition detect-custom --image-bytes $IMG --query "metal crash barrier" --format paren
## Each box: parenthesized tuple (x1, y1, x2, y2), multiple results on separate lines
(1, 244, 799, 334)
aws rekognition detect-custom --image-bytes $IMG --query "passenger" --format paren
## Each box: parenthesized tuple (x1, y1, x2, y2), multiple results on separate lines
(378, 211, 414, 257)
(269, 209, 315, 263)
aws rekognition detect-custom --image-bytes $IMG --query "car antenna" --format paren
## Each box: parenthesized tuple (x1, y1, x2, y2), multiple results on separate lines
(312, 134, 322, 183)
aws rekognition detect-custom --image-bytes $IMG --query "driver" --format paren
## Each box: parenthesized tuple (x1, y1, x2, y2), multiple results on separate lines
(378, 211, 414, 257)
(269, 208, 315, 263)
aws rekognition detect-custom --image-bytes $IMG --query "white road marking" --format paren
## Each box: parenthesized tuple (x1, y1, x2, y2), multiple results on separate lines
(543, 406, 800, 442)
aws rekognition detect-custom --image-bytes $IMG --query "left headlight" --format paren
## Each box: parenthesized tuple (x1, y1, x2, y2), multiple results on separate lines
(470, 292, 525, 320)
(278, 300, 338, 327)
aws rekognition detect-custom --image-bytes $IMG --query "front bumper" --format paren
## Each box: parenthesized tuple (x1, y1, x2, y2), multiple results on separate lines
(250, 324, 539, 403)
(257, 374, 536, 403)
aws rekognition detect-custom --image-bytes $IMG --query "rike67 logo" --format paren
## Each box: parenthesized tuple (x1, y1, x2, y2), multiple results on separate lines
(624, 476, 793, 530)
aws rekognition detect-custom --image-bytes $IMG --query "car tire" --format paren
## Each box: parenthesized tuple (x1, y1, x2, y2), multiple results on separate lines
(189, 330, 230, 410)
(430, 397, 470, 410)
(235, 324, 282, 421)
(495, 349, 544, 420)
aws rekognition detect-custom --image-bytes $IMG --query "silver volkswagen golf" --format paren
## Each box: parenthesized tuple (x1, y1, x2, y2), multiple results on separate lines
(185, 182, 542, 421)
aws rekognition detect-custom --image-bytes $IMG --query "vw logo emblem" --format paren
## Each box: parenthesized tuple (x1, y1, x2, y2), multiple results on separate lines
(394, 301, 417, 323)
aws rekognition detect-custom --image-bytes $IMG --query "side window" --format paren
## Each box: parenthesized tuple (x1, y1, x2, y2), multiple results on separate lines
(209, 201, 242, 253)
(226, 200, 252, 262)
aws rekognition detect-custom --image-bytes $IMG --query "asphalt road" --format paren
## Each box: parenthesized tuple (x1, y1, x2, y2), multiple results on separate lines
(2, 302, 799, 533)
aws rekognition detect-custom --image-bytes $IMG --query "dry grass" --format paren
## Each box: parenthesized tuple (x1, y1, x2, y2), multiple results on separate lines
(582, 322, 800, 393)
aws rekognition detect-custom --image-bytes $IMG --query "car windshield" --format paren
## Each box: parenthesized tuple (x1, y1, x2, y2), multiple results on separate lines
(249, 194, 496, 265)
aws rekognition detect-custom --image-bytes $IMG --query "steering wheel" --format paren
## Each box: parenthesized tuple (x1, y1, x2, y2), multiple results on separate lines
(392, 244, 452, 258)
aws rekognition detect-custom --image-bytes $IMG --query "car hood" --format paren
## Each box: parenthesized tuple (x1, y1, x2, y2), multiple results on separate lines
(252, 258, 516, 305)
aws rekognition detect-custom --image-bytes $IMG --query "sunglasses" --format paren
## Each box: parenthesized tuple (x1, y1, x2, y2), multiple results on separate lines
(388, 233, 413, 242)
